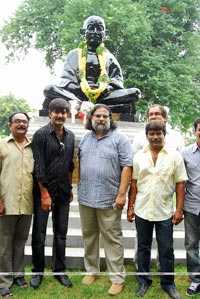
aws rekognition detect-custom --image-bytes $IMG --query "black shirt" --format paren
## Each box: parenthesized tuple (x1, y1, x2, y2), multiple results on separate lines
(32, 122, 75, 202)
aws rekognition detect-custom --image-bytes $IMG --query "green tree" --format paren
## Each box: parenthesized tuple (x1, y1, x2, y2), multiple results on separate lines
(0, 94, 31, 136)
(1, 0, 200, 130)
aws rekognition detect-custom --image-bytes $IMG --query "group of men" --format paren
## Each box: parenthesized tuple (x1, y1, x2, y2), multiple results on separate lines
(0, 100, 199, 299)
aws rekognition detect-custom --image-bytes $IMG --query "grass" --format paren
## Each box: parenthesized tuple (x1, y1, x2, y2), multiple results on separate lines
(8, 264, 193, 299)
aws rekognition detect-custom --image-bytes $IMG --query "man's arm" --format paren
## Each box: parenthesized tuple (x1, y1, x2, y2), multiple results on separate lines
(68, 172, 73, 203)
(0, 199, 5, 216)
(38, 180, 52, 212)
(115, 166, 132, 208)
(173, 181, 185, 225)
(127, 179, 137, 222)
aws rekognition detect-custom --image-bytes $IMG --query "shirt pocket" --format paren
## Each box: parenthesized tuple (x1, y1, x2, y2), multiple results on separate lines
(23, 156, 34, 173)
(156, 165, 173, 182)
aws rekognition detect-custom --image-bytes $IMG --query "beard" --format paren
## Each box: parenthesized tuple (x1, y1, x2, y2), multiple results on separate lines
(92, 121, 110, 132)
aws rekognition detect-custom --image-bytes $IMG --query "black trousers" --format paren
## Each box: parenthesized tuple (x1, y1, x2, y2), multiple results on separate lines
(31, 197, 70, 273)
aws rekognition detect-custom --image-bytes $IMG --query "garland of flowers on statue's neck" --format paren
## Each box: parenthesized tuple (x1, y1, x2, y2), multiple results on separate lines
(78, 40, 110, 104)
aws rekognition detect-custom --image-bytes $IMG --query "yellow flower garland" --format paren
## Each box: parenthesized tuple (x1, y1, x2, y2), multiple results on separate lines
(78, 41, 110, 104)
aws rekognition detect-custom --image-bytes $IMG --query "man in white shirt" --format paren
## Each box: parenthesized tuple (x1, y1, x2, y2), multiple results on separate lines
(127, 120, 187, 299)
(132, 104, 185, 269)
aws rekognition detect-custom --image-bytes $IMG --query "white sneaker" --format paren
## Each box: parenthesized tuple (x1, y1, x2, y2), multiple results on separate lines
(186, 281, 200, 296)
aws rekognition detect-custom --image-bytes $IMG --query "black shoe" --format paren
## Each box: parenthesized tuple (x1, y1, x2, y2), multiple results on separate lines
(54, 274, 72, 287)
(186, 282, 200, 296)
(30, 275, 43, 289)
(164, 287, 182, 299)
(135, 282, 151, 297)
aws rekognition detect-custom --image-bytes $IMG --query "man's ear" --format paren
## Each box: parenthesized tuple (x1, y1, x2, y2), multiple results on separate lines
(80, 28, 86, 36)
(105, 29, 109, 36)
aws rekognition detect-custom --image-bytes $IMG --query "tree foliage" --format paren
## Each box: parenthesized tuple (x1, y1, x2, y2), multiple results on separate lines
(1, 0, 200, 131)
(0, 94, 31, 136)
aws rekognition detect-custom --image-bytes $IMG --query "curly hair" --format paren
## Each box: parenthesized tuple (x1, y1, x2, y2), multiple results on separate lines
(85, 104, 117, 131)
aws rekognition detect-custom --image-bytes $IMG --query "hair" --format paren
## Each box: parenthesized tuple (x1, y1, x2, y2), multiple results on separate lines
(49, 98, 70, 112)
(194, 117, 200, 130)
(9, 112, 30, 123)
(85, 104, 117, 131)
(147, 104, 167, 120)
(145, 120, 166, 136)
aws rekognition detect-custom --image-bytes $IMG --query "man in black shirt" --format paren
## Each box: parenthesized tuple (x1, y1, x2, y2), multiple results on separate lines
(30, 98, 75, 288)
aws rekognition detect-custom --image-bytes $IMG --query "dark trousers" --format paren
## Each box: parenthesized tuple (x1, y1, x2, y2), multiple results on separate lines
(135, 215, 175, 290)
(184, 211, 200, 282)
(31, 198, 70, 273)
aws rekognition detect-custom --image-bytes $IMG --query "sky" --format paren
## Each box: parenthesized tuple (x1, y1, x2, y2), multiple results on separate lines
(0, 0, 62, 110)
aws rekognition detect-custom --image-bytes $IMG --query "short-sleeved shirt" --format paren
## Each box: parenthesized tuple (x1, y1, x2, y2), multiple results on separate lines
(0, 136, 34, 215)
(78, 128, 133, 208)
(133, 145, 187, 221)
(182, 143, 200, 215)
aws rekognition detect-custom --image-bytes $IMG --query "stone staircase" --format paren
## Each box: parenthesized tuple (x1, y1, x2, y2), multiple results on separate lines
(25, 116, 186, 269)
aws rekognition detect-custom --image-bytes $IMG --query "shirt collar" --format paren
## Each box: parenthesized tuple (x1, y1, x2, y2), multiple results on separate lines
(48, 122, 68, 134)
(143, 143, 168, 154)
(92, 129, 111, 139)
(192, 142, 200, 153)
(6, 135, 31, 145)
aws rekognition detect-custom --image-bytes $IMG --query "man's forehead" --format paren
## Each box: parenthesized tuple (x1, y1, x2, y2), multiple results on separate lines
(84, 16, 105, 27)
(148, 130, 163, 134)
(13, 113, 27, 119)
(148, 108, 161, 114)
(52, 108, 67, 112)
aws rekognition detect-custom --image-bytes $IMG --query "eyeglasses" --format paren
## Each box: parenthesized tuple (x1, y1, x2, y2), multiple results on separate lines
(12, 119, 29, 124)
(93, 114, 109, 119)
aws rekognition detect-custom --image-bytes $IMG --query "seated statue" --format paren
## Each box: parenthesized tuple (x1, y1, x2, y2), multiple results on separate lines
(40, 15, 141, 121)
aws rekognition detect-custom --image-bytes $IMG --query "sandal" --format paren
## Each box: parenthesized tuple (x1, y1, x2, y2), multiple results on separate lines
(13, 277, 28, 289)
(1, 287, 13, 297)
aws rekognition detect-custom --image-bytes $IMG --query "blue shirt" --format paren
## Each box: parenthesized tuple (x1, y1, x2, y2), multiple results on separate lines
(182, 143, 200, 215)
(78, 128, 133, 208)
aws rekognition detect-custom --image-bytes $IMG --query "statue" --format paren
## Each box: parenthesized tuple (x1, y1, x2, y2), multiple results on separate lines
(40, 15, 141, 121)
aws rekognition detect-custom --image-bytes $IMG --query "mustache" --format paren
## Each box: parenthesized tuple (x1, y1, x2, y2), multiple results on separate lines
(17, 126, 26, 130)
(151, 139, 161, 143)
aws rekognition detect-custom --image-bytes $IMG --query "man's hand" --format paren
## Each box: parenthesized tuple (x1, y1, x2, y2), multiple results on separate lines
(69, 190, 73, 203)
(114, 194, 126, 209)
(41, 195, 52, 212)
(0, 199, 5, 216)
(100, 85, 114, 98)
(173, 209, 184, 225)
(127, 208, 135, 223)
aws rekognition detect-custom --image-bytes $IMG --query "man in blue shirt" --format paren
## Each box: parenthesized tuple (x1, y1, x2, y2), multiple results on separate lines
(78, 104, 132, 296)
(182, 117, 200, 297)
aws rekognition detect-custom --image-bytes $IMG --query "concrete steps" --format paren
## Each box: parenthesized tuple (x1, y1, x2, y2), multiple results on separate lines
(25, 186, 186, 269)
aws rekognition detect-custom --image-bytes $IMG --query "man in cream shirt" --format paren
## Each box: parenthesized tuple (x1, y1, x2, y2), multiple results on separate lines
(127, 120, 187, 299)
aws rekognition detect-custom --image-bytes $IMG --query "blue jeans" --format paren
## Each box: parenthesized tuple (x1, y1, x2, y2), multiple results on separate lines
(31, 197, 70, 273)
(135, 215, 175, 290)
(184, 211, 200, 282)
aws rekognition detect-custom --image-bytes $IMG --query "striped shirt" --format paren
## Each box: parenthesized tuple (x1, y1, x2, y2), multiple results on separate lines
(32, 122, 74, 202)
(78, 128, 133, 208)
(182, 143, 200, 215)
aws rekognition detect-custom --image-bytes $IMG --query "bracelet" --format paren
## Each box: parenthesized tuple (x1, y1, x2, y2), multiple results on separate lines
(41, 193, 49, 199)
(127, 206, 134, 211)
